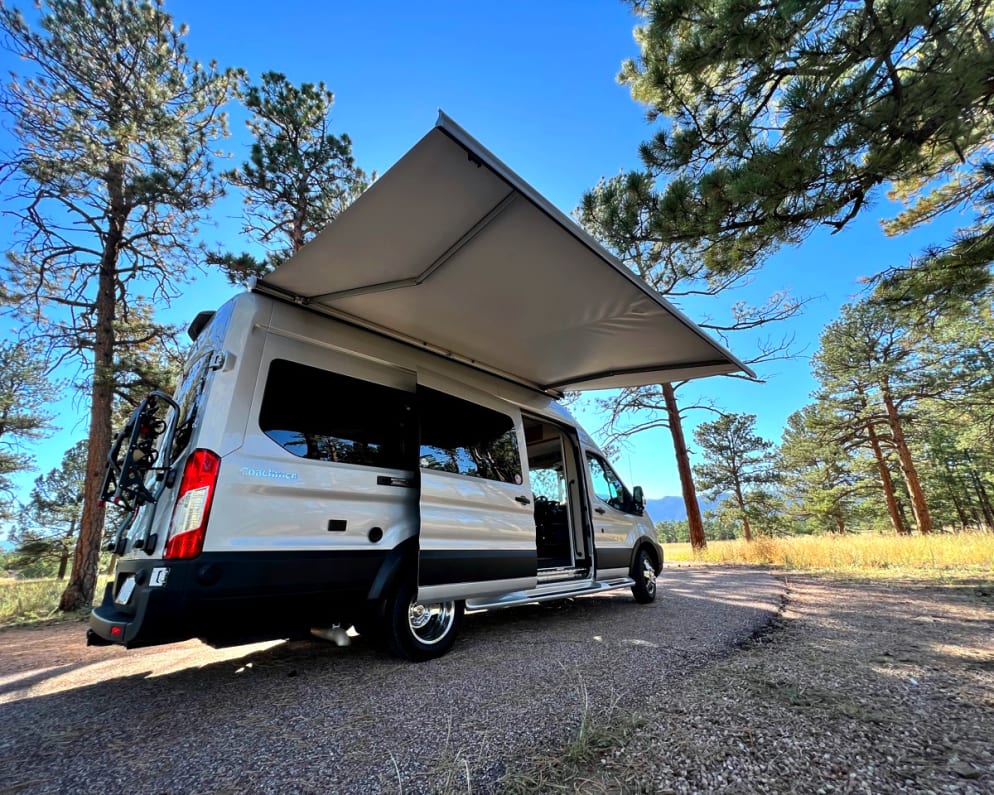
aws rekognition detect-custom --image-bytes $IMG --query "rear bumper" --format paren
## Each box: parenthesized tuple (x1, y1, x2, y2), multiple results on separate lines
(87, 592, 134, 646)
(88, 549, 389, 649)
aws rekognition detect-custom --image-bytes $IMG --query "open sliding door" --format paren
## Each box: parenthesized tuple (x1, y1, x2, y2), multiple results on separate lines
(416, 372, 537, 602)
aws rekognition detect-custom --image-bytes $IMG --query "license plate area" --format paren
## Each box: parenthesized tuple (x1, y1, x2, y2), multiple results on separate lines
(115, 575, 136, 605)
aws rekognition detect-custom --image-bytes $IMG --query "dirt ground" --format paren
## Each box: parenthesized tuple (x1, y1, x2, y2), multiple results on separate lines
(7, 571, 988, 794)
(556, 574, 994, 794)
(0, 566, 782, 794)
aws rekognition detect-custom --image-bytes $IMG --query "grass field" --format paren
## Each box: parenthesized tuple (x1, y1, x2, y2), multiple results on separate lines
(0, 577, 108, 626)
(0, 578, 69, 625)
(664, 531, 994, 576)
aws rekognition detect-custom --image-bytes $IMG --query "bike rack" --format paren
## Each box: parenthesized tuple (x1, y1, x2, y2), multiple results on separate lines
(100, 391, 181, 555)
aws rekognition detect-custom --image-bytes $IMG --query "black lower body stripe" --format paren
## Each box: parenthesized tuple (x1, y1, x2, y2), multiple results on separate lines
(419, 549, 536, 586)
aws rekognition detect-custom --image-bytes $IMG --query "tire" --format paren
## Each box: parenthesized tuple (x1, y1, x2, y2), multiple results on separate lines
(631, 547, 658, 604)
(384, 578, 463, 661)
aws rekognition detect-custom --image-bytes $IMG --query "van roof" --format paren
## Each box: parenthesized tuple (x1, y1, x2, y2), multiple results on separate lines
(255, 113, 754, 394)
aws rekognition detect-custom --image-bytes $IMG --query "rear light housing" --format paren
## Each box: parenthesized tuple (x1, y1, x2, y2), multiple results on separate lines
(164, 449, 220, 559)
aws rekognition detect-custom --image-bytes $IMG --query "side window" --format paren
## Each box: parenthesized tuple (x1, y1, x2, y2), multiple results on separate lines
(259, 359, 413, 469)
(419, 387, 522, 484)
(586, 454, 630, 511)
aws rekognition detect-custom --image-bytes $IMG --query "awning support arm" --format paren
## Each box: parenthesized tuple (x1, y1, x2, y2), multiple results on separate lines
(304, 191, 518, 305)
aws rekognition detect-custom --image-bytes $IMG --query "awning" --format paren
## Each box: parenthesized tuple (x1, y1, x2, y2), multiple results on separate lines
(255, 112, 753, 393)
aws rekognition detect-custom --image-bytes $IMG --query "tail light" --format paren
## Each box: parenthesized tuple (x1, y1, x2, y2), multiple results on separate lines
(163, 449, 220, 559)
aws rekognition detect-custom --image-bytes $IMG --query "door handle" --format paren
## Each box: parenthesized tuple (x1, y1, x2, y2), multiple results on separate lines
(515, 495, 532, 505)
(377, 475, 414, 488)
(594, 507, 606, 514)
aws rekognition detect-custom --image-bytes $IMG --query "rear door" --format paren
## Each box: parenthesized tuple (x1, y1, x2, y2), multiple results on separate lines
(417, 373, 537, 601)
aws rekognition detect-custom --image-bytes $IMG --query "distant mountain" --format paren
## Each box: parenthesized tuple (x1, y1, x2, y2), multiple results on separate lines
(644, 495, 724, 522)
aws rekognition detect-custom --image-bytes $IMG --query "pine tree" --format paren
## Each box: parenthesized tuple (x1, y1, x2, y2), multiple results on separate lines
(779, 404, 873, 535)
(0, 0, 238, 610)
(211, 71, 371, 285)
(617, 0, 994, 299)
(692, 413, 777, 541)
(815, 301, 934, 533)
(0, 338, 56, 516)
(10, 441, 87, 579)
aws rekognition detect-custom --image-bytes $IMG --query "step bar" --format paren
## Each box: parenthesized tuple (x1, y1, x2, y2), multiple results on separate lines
(465, 577, 635, 611)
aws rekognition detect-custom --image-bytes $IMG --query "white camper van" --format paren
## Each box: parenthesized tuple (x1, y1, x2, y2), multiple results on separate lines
(88, 115, 750, 661)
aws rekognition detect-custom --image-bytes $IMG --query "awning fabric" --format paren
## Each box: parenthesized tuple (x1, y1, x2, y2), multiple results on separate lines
(255, 113, 753, 393)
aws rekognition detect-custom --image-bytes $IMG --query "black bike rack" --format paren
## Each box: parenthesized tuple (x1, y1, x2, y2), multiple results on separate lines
(100, 391, 180, 555)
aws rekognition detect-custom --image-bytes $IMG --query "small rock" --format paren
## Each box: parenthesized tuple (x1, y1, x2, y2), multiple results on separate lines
(949, 760, 981, 779)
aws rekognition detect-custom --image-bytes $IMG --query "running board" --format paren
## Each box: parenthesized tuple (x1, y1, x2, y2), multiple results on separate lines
(466, 577, 635, 611)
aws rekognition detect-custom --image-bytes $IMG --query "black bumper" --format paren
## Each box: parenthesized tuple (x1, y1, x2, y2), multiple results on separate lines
(89, 549, 390, 649)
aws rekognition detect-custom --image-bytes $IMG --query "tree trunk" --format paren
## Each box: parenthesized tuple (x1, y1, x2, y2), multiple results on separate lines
(942, 460, 970, 530)
(57, 549, 69, 580)
(879, 381, 933, 534)
(866, 422, 909, 535)
(59, 279, 114, 608)
(662, 383, 706, 552)
(59, 167, 123, 612)
(970, 470, 994, 530)
(964, 452, 994, 530)
(290, 179, 308, 253)
(733, 480, 752, 541)
(896, 494, 913, 533)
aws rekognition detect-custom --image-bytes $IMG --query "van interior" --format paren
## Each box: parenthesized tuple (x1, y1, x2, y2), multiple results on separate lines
(523, 416, 591, 581)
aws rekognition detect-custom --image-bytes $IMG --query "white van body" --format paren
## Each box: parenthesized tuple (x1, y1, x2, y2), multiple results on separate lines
(89, 115, 750, 660)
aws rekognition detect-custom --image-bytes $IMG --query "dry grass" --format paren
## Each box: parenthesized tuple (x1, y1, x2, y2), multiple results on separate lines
(0, 577, 106, 626)
(664, 531, 994, 576)
(0, 578, 67, 625)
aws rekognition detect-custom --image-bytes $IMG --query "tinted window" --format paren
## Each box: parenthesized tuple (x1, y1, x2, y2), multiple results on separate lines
(587, 454, 631, 512)
(171, 349, 213, 459)
(419, 388, 522, 484)
(259, 359, 413, 469)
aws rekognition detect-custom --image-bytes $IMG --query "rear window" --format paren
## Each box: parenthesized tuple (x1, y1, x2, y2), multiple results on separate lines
(259, 359, 413, 469)
(171, 350, 213, 459)
(419, 388, 522, 484)
(171, 300, 236, 459)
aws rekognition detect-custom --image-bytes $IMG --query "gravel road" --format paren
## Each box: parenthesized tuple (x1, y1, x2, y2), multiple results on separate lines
(0, 566, 782, 794)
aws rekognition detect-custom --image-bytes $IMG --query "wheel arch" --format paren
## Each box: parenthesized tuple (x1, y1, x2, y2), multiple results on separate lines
(630, 539, 662, 576)
(367, 535, 419, 601)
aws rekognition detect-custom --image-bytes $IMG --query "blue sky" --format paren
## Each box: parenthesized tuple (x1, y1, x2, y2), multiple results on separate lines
(1, 0, 966, 501)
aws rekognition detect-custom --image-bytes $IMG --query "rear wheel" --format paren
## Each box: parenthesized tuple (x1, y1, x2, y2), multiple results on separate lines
(385, 579, 463, 661)
(631, 548, 658, 604)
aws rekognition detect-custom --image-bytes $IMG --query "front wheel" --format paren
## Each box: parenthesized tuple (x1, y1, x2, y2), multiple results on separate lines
(385, 579, 463, 661)
(631, 548, 658, 604)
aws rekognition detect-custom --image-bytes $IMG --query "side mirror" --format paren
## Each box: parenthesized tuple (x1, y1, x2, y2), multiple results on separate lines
(632, 485, 645, 516)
